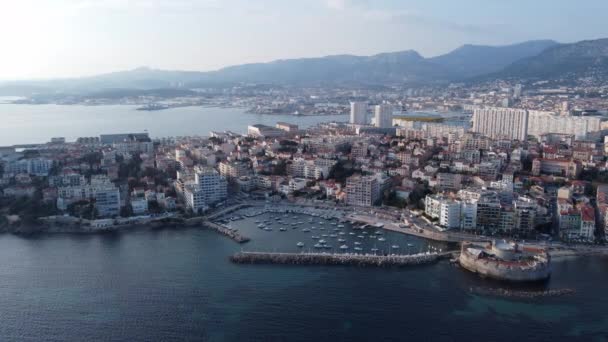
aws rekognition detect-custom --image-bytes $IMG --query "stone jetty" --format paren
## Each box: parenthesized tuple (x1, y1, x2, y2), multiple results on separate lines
(230, 251, 451, 267)
(469, 287, 575, 299)
(202, 221, 250, 243)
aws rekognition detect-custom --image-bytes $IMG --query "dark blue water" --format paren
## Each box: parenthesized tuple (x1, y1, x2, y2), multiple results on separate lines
(0, 227, 607, 341)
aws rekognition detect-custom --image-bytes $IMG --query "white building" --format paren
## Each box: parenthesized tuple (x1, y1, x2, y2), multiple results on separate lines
(130, 197, 148, 215)
(425, 194, 461, 230)
(219, 161, 250, 180)
(350, 101, 367, 125)
(94, 187, 121, 218)
(472, 107, 528, 141)
(5, 158, 53, 177)
(374, 104, 393, 128)
(527, 110, 601, 139)
(440, 200, 462, 230)
(184, 166, 227, 213)
(460, 201, 477, 230)
(247, 124, 285, 138)
(56, 176, 121, 217)
(345, 174, 380, 207)
(290, 158, 336, 180)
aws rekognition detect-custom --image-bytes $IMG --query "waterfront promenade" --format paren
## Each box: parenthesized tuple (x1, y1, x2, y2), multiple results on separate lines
(346, 213, 489, 243)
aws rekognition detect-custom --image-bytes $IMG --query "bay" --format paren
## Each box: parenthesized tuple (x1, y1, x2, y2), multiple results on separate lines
(0, 104, 347, 146)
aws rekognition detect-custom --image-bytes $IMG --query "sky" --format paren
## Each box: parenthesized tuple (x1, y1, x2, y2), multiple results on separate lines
(1, 0, 608, 80)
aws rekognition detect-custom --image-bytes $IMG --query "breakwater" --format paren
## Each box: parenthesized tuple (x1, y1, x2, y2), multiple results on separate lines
(201, 221, 250, 243)
(230, 251, 451, 267)
(470, 287, 575, 299)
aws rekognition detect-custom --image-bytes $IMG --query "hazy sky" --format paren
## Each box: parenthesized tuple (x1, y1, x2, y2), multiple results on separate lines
(2, 0, 607, 80)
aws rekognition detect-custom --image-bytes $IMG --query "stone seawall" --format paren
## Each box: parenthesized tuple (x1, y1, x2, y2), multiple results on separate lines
(469, 287, 575, 299)
(231, 251, 451, 267)
(201, 221, 250, 243)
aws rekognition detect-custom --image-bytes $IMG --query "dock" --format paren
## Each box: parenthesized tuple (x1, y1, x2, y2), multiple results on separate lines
(202, 221, 250, 243)
(230, 251, 453, 267)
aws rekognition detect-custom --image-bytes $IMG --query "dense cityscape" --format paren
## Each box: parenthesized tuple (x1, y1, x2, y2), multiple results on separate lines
(2, 81, 608, 255)
(4, 1, 608, 340)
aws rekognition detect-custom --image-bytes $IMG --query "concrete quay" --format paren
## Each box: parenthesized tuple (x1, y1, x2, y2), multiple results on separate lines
(347, 214, 489, 243)
(207, 204, 251, 221)
(230, 251, 453, 267)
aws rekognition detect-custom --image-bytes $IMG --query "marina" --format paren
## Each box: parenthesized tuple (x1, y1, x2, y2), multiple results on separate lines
(211, 204, 451, 255)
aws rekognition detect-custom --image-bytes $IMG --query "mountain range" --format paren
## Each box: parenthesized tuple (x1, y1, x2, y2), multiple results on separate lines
(2, 38, 608, 95)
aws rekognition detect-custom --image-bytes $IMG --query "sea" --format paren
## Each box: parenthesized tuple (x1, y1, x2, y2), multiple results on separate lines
(0, 103, 606, 341)
(0, 104, 348, 146)
(0, 212, 606, 341)
(0, 102, 469, 146)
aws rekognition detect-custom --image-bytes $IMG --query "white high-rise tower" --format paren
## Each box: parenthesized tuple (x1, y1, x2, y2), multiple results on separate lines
(472, 107, 529, 141)
(350, 101, 367, 125)
(374, 104, 393, 128)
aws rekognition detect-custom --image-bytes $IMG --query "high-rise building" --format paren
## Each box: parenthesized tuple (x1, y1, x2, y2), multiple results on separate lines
(374, 104, 393, 128)
(527, 110, 600, 139)
(345, 174, 380, 207)
(513, 84, 523, 99)
(349, 102, 367, 125)
(94, 187, 121, 218)
(184, 166, 227, 213)
(472, 107, 528, 141)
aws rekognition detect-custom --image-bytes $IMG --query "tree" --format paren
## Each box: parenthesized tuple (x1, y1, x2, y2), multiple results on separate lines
(120, 205, 134, 218)
(384, 191, 406, 209)
(408, 181, 432, 210)
(328, 160, 355, 183)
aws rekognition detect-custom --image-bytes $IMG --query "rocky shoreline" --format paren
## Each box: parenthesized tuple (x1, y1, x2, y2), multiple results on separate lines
(470, 286, 576, 299)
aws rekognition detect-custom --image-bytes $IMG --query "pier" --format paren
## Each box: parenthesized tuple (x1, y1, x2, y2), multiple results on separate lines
(230, 251, 453, 267)
(202, 221, 250, 243)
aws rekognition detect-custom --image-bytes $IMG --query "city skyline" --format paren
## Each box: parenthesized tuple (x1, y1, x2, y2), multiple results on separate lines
(2, 0, 608, 80)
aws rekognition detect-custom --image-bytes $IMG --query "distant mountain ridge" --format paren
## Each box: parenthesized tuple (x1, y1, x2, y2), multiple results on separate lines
(5, 38, 608, 95)
(492, 38, 608, 80)
(428, 40, 558, 78)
